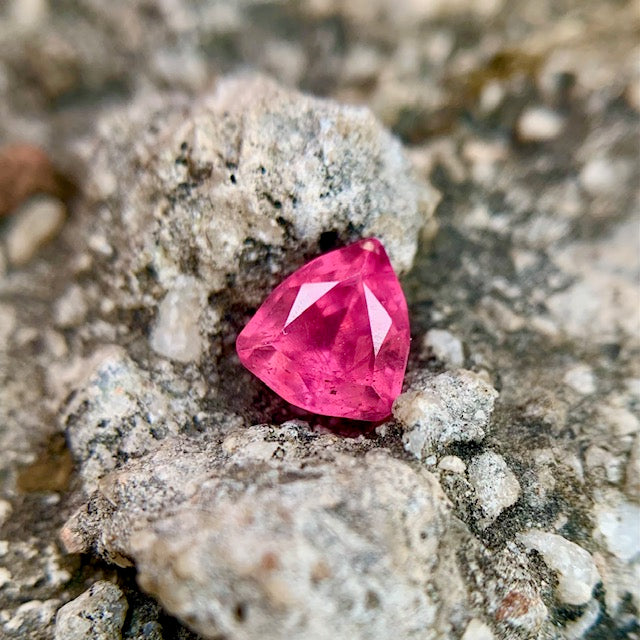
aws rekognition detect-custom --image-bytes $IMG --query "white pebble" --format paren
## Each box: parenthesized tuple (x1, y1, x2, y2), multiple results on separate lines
(150, 276, 205, 363)
(6, 196, 66, 266)
(438, 455, 467, 474)
(0, 501, 12, 527)
(599, 404, 639, 437)
(594, 497, 640, 562)
(54, 285, 87, 328)
(563, 364, 596, 394)
(44, 330, 68, 359)
(0, 567, 10, 588)
(518, 530, 600, 605)
(461, 618, 494, 640)
(580, 157, 627, 196)
(87, 234, 113, 257)
(423, 329, 464, 367)
(517, 107, 565, 141)
(468, 451, 521, 527)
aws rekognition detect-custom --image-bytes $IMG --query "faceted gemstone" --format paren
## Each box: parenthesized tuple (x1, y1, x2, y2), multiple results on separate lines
(236, 238, 410, 421)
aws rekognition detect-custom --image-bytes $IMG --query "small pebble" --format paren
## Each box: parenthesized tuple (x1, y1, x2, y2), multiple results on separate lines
(54, 285, 87, 328)
(438, 455, 467, 474)
(150, 276, 205, 363)
(600, 403, 639, 437)
(579, 157, 627, 197)
(54, 581, 128, 640)
(563, 364, 596, 395)
(0, 567, 11, 587)
(468, 451, 521, 527)
(517, 107, 565, 141)
(423, 329, 464, 367)
(10, 0, 49, 28)
(594, 496, 640, 562)
(461, 618, 494, 640)
(44, 330, 68, 359)
(6, 195, 66, 266)
(518, 530, 600, 605)
(0, 500, 12, 527)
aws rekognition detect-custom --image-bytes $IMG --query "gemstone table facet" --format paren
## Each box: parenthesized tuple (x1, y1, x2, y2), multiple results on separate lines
(236, 238, 410, 421)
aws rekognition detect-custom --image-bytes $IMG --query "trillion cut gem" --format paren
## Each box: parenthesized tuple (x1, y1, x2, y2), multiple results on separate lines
(236, 238, 410, 421)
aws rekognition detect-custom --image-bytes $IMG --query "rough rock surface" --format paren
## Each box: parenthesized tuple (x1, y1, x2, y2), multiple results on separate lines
(75, 73, 437, 318)
(0, 1, 638, 639)
(60, 345, 201, 493)
(394, 369, 498, 460)
(54, 581, 128, 640)
(62, 424, 475, 639)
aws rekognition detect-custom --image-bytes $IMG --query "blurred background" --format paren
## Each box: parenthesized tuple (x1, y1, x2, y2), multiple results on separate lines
(0, 0, 638, 155)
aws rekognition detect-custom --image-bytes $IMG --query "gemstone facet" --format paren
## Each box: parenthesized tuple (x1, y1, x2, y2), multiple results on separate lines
(236, 238, 410, 421)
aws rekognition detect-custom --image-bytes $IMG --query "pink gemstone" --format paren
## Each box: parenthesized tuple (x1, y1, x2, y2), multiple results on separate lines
(236, 238, 410, 421)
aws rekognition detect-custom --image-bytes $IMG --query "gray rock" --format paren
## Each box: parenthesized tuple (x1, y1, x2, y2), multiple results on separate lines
(60, 345, 198, 493)
(61, 422, 480, 640)
(0, 599, 60, 639)
(75, 74, 438, 320)
(54, 581, 128, 640)
(393, 370, 498, 460)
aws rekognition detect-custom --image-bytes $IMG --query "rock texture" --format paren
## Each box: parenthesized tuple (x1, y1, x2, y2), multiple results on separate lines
(54, 581, 128, 640)
(0, 1, 638, 639)
(62, 424, 473, 639)
(468, 451, 521, 528)
(394, 370, 498, 460)
(518, 531, 600, 606)
(75, 73, 437, 317)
